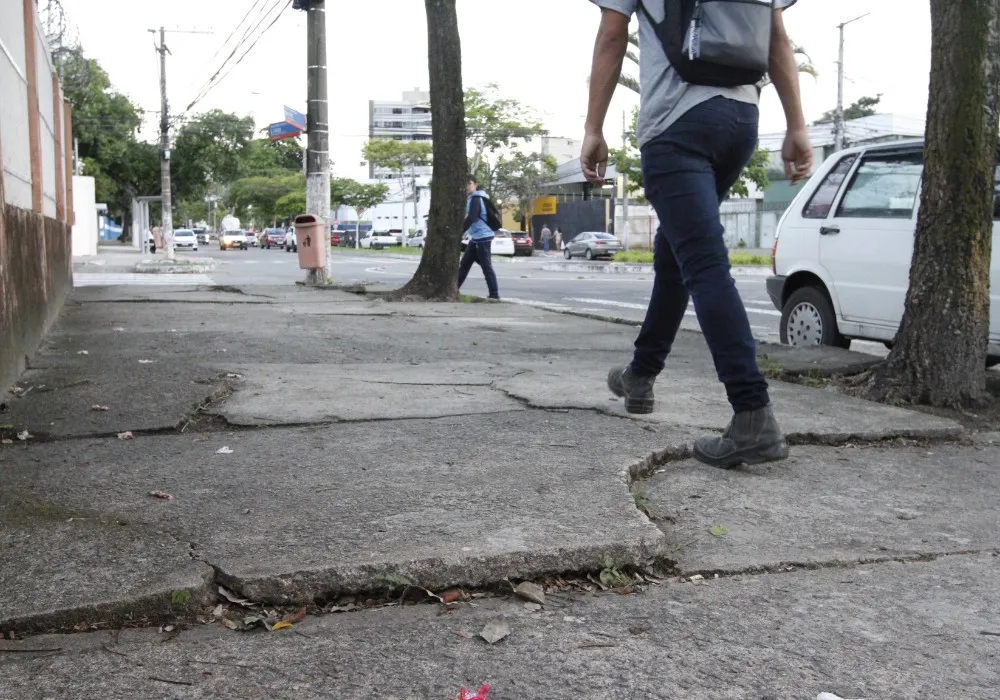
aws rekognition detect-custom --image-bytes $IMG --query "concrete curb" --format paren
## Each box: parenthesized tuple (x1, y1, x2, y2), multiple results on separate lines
(541, 261, 771, 276)
(328, 251, 521, 264)
(134, 258, 218, 274)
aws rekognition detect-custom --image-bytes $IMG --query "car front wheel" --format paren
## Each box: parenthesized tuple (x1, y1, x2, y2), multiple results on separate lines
(564, 248, 571, 259)
(780, 286, 850, 349)
(585, 248, 594, 260)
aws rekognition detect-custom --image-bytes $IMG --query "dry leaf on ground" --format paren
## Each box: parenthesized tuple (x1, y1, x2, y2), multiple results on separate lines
(91, 405, 109, 412)
(514, 582, 545, 606)
(215, 446, 234, 454)
(479, 618, 511, 645)
(280, 607, 307, 624)
(117, 431, 134, 440)
(270, 621, 293, 632)
(218, 586, 253, 607)
(148, 491, 173, 500)
(451, 628, 475, 639)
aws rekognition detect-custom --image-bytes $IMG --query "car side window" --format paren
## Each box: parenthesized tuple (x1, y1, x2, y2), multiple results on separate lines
(802, 155, 858, 219)
(835, 152, 924, 219)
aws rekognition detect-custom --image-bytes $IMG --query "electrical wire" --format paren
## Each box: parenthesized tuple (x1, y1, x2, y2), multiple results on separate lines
(202, 0, 269, 70)
(184, 0, 291, 114)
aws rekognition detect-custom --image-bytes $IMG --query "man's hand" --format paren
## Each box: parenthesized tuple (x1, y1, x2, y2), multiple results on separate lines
(581, 131, 610, 185)
(782, 128, 813, 185)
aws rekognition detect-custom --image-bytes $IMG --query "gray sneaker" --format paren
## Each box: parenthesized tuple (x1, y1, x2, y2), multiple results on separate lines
(693, 405, 790, 468)
(607, 365, 655, 414)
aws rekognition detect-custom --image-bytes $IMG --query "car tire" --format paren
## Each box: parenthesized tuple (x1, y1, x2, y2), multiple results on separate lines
(564, 248, 571, 259)
(780, 286, 850, 350)
(585, 248, 594, 260)
(987, 356, 1000, 369)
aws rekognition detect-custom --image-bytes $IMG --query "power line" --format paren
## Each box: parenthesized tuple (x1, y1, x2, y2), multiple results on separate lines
(184, 0, 290, 114)
(203, 0, 269, 69)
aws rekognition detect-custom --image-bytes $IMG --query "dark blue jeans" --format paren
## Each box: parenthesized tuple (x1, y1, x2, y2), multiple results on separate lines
(630, 97, 769, 413)
(458, 238, 499, 299)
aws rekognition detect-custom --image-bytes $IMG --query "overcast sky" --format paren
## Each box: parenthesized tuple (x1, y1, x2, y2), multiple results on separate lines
(64, 0, 931, 180)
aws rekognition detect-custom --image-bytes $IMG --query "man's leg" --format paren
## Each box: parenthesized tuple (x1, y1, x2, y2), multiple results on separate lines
(457, 243, 476, 289)
(476, 240, 500, 299)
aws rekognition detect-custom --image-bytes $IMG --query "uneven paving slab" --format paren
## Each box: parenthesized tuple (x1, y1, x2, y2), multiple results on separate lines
(642, 444, 1000, 574)
(217, 362, 523, 425)
(0, 412, 686, 622)
(757, 340, 882, 376)
(496, 363, 963, 441)
(0, 487, 212, 635)
(2, 555, 996, 700)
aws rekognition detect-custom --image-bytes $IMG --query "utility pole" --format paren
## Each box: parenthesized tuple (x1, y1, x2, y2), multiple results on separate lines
(153, 27, 175, 260)
(303, 0, 331, 284)
(621, 110, 630, 251)
(834, 13, 870, 153)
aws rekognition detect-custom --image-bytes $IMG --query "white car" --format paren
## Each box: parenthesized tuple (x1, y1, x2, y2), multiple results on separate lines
(284, 229, 297, 253)
(767, 139, 1000, 364)
(172, 229, 198, 251)
(361, 232, 398, 249)
(462, 231, 515, 257)
(220, 230, 247, 250)
(406, 231, 426, 248)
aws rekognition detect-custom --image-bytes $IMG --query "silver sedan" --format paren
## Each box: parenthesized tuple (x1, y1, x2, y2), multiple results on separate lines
(563, 232, 624, 260)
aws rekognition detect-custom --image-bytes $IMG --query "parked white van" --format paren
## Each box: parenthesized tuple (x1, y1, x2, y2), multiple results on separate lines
(767, 140, 1000, 365)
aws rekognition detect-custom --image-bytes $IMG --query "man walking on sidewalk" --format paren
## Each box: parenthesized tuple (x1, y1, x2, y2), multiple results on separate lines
(458, 177, 500, 300)
(541, 224, 553, 254)
(582, 0, 812, 467)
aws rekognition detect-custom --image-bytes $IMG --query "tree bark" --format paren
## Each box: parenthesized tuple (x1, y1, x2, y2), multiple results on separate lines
(861, 0, 1000, 406)
(394, 0, 467, 300)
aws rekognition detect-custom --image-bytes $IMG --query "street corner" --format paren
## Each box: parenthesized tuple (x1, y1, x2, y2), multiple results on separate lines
(639, 443, 1000, 576)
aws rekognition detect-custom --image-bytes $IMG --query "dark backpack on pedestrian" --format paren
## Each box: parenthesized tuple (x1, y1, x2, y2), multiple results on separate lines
(639, 0, 774, 88)
(476, 194, 503, 232)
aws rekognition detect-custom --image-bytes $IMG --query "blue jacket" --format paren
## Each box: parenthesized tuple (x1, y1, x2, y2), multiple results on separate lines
(464, 191, 494, 241)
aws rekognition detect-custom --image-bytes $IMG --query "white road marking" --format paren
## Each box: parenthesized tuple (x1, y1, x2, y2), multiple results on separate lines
(74, 273, 215, 287)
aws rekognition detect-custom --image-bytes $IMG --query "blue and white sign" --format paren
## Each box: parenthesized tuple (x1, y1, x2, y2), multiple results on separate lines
(284, 105, 307, 132)
(268, 121, 302, 142)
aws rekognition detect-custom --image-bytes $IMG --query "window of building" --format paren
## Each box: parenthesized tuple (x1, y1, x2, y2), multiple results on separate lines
(392, 108, 403, 114)
(836, 152, 923, 219)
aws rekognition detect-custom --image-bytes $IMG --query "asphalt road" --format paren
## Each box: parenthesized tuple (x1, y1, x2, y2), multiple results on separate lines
(99, 245, 889, 357)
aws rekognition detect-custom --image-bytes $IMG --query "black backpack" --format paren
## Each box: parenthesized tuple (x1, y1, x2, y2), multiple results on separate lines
(477, 194, 503, 232)
(639, 0, 773, 88)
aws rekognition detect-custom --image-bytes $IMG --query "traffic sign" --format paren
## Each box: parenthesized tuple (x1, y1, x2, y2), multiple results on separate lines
(268, 121, 302, 142)
(284, 106, 307, 132)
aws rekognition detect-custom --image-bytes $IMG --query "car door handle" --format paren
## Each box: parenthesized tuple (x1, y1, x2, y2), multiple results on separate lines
(819, 225, 840, 236)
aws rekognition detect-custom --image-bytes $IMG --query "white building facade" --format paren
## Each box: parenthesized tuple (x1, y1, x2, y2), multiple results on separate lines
(368, 88, 433, 181)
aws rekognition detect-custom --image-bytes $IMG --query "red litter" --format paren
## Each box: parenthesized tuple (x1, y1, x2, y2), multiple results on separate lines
(456, 685, 490, 700)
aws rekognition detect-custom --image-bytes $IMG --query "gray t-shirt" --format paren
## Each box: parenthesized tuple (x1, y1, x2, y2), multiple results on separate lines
(590, 0, 798, 147)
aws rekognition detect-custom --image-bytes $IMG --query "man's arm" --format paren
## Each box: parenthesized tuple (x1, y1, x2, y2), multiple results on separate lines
(581, 8, 630, 185)
(768, 9, 813, 184)
(463, 196, 481, 232)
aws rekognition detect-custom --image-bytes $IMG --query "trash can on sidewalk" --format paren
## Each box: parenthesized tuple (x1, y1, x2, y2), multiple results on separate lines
(293, 214, 327, 270)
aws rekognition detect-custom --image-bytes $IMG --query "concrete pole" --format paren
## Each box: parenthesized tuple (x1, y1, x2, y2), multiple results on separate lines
(305, 0, 331, 284)
(834, 13, 870, 153)
(157, 27, 175, 259)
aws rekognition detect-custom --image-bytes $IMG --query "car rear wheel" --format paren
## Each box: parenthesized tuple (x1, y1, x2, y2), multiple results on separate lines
(780, 286, 850, 349)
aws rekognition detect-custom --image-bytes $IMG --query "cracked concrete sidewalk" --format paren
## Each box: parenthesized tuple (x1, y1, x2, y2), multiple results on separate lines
(1, 283, 997, 698)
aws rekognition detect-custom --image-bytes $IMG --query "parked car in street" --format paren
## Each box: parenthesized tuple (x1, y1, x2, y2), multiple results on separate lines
(767, 139, 1000, 364)
(361, 231, 399, 249)
(511, 230, 534, 256)
(173, 228, 198, 251)
(263, 228, 286, 249)
(330, 229, 344, 247)
(563, 232, 623, 260)
(220, 230, 247, 250)
(461, 230, 515, 256)
(284, 229, 297, 253)
(193, 227, 208, 245)
(406, 231, 426, 249)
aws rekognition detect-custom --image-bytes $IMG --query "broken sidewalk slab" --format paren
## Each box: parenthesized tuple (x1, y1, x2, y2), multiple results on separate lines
(643, 444, 1000, 575)
(0, 502, 212, 635)
(214, 362, 523, 425)
(756, 340, 882, 377)
(0, 411, 686, 621)
(2, 555, 996, 699)
(495, 364, 963, 442)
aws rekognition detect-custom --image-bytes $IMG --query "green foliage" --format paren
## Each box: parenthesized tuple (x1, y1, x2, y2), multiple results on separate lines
(275, 191, 306, 221)
(226, 174, 303, 224)
(487, 152, 557, 217)
(172, 110, 255, 202)
(465, 84, 546, 175)
(237, 137, 303, 178)
(362, 139, 432, 176)
(815, 94, 883, 125)
(170, 589, 192, 605)
(341, 181, 390, 216)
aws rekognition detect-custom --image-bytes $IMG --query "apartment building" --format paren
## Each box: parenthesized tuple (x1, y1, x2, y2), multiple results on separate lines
(367, 88, 433, 180)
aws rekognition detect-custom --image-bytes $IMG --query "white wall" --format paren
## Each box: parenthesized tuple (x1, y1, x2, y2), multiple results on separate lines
(35, 11, 58, 219)
(72, 176, 97, 257)
(0, 0, 32, 209)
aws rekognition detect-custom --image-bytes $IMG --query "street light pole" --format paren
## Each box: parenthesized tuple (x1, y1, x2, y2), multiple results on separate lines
(835, 13, 870, 153)
(304, 0, 331, 285)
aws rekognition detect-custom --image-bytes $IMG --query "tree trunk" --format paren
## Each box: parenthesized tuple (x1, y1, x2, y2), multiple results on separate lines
(393, 0, 467, 300)
(861, 0, 1000, 406)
